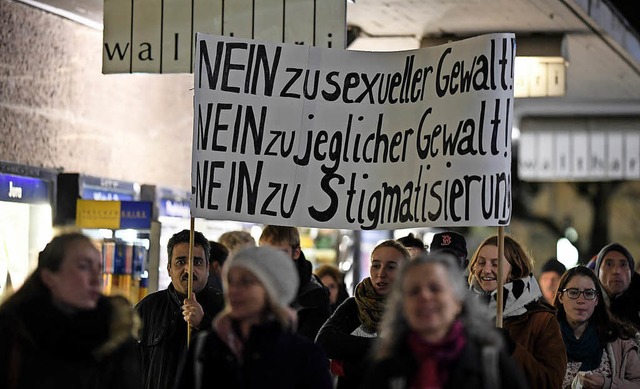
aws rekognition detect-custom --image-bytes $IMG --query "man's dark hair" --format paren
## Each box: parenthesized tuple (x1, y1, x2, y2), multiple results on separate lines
(540, 257, 566, 276)
(167, 229, 210, 265)
(396, 233, 426, 251)
(209, 241, 229, 266)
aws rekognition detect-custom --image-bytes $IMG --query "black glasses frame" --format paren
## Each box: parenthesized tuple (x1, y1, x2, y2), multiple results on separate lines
(561, 288, 598, 300)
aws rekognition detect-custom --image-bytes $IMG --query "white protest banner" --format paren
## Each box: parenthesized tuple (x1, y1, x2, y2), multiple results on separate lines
(191, 33, 515, 229)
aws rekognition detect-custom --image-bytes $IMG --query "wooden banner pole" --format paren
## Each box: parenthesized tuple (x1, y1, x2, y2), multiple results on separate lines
(496, 226, 505, 328)
(187, 217, 195, 346)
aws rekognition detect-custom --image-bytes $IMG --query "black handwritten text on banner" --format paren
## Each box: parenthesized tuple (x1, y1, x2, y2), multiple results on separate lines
(191, 33, 515, 229)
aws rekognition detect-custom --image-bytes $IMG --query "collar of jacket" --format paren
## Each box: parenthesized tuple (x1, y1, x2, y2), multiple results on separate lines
(94, 296, 139, 359)
(615, 272, 640, 301)
(504, 300, 557, 325)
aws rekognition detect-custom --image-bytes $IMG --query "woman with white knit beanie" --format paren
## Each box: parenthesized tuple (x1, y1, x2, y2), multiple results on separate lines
(175, 245, 332, 389)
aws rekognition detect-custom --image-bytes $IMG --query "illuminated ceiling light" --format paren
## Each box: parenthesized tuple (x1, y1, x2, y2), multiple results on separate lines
(513, 35, 568, 98)
(514, 56, 567, 98)
(348, 36, 420, 51)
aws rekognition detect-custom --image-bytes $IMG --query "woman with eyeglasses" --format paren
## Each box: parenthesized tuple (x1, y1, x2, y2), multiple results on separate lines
(553, 266, 640, 389)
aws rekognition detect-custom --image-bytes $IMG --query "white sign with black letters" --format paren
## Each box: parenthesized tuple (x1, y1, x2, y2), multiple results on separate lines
(191, 33, 515, 229)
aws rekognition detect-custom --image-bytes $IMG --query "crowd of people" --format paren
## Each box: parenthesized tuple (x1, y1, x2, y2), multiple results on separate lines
(1, 226, 640, 389)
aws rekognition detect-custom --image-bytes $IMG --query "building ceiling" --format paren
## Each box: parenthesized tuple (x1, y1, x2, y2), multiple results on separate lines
(16, 0, 640, 114)
(346, 0, 640, 108)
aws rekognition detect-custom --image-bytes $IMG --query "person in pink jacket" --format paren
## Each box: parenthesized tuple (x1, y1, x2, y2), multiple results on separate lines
(554, 266, 640, 389)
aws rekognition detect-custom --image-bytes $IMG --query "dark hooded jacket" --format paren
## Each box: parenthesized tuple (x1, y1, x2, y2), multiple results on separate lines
(0, 294, 141, 389)
(292, 251, 331, 341)
(135, 283, 224, 389)
(607, 272, 640, 330)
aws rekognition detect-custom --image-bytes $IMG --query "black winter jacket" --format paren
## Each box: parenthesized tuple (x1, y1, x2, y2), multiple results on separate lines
(610, 272, 640, 330)
(0, 295, 141, 389)
(175, 320, 333, 389)
(315, 297, 375, 389)
(293, 251, 331, 341)
(135, 283, 224, 389)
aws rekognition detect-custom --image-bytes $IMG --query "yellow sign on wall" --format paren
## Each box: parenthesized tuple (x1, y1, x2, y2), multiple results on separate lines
(76, 200, 120, 229)
(103, 0, 346, 74)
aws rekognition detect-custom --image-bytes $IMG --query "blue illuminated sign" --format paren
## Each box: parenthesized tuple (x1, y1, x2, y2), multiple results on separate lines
(82, 188, 134, 201)
(159, 198, 190, 218)
(80, 175, 137, 201)
(0, 174, 50, 204)
(120, 201, 152, 229)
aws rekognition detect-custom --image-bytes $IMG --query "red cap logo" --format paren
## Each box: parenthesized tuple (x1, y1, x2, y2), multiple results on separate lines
(442, 235, 452, 246)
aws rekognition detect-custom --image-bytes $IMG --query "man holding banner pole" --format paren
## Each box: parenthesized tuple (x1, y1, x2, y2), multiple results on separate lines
(136, 229, 225, 389)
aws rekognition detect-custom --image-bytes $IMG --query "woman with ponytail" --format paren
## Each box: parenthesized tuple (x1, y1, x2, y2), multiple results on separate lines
(316, 240, 410, 389)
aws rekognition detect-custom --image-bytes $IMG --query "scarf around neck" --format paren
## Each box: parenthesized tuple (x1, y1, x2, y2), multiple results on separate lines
(471, 275, 542, 319)
(213, 313, 245, 363)
(354, 277, 386, 333)
(560, 318, 603, 371)
(408, 320, 467, 389)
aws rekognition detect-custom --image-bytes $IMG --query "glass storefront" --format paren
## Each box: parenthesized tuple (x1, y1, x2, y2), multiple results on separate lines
(0, 163, 57, 299)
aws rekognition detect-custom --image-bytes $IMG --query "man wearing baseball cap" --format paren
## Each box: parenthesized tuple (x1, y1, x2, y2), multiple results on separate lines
(430, 231, 468, 269)
(595, 242, 640, 330)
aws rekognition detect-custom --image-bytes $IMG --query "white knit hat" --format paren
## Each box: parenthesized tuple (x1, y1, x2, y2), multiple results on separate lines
(224, 246, 299, 307)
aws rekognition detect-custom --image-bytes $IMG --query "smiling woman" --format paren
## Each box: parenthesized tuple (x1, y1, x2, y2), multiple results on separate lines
(468, 234, 567, 389)
(0, 233, 141, 389)
(362, 252, 528, 389)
